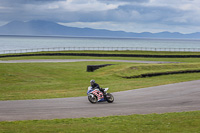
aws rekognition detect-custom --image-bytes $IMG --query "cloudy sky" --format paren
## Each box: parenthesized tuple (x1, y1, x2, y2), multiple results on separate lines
(0, 0, 200, 33)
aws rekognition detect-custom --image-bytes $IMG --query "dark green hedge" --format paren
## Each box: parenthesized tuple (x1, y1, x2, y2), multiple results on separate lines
(1, 53, 200, 58)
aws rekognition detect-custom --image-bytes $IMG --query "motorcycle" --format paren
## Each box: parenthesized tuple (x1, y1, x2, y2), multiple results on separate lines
(87, 86, 114, 104)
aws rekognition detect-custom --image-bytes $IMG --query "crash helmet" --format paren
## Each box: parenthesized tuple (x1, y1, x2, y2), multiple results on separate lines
(90, 80, 95, 83)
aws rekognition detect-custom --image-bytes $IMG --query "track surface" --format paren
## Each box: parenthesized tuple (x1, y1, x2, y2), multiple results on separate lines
(0, 59, 177, 64)
(0, 80, 200, 121)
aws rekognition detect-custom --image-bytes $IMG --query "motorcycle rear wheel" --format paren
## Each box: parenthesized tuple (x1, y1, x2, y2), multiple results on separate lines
(106, 93, 114, 103)
(88, 95, 98, 104)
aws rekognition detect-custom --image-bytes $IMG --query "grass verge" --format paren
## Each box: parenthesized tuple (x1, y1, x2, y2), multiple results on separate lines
(1, 61, 200, 100)
(1, 50, 200, 100)
(0, 111, 200, 133)
(110, 63, 200, 77)
(1, 50, 200, 63)
(1, 55, 200, 63)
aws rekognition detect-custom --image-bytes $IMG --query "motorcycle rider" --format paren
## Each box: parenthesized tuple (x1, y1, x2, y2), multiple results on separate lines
(90, 80, 105, 94)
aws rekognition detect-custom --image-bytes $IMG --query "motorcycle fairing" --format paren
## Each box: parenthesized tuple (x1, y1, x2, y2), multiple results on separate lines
(87, 86, 106, 102)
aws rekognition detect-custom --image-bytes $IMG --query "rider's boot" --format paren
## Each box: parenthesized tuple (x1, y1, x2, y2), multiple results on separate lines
(101, 89, 107, 100)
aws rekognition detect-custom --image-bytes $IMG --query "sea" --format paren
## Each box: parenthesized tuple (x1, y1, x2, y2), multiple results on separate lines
(1, 35, 200, 53)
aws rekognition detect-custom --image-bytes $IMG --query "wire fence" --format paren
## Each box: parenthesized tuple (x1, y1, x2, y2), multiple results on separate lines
(1, 47, 200, 54)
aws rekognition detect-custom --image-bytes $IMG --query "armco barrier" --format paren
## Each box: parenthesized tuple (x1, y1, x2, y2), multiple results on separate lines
(87, 64, 114, 72)
(1, 53, 200, 58)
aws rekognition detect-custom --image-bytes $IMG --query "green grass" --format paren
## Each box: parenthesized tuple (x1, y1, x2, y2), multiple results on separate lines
(110, 63, 200, 77)
(2, 55, 200, 63)
(1, 61, 200, 100)
(2, 50, 200, 63)
(1, 111, 200, 133)
(1, 50, 200, 100)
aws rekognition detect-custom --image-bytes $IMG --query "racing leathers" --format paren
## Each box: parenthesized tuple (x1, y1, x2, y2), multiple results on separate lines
(91, 83, 105, 94)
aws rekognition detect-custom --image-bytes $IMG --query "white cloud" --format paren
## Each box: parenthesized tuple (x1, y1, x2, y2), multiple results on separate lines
(38, 0, 121, 12)
(1, 0, 200, 33)
(148, 0, 200, 11)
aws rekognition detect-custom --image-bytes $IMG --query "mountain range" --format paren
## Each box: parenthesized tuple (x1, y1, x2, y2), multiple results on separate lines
(0, 20, 200, 39)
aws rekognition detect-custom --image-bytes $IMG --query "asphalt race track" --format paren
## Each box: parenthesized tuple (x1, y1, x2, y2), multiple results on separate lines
(0, 80, 200, 121)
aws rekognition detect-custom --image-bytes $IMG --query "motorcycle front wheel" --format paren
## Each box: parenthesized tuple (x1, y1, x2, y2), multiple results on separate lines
(88, 95, 97, 104)
(106, 93, 114, 103)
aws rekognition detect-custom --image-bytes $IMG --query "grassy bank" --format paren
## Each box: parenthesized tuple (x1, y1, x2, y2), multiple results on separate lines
(1, 50, 200, 100)
(1, 111, 200, 133)
(1, 50, 200, 63)
(1, 61, 200, 100)
(1, 55, 200, 63)
(111, 63, 200, 77)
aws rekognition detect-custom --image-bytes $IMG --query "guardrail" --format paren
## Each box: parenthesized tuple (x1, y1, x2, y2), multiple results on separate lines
(1, 47, 200, 54)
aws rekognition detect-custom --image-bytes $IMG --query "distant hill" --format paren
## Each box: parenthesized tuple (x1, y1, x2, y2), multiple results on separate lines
(0, 20, 200, 39)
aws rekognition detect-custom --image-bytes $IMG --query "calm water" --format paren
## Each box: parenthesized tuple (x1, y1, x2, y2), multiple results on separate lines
(0, 35, 200, 51)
